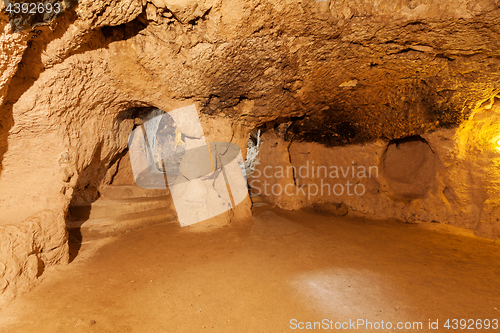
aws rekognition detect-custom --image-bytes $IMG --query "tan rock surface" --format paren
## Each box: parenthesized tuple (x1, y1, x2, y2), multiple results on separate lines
(1, 0, 500, 306)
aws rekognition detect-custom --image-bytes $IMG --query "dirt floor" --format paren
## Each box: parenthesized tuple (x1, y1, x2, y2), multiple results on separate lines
(0, 205, 499, 332)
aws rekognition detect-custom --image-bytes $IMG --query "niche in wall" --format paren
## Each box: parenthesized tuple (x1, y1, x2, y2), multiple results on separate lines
(381, 136, 436, 200)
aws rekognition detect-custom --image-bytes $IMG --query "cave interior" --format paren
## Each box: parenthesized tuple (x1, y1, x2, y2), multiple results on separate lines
(1, 0, 500, 331)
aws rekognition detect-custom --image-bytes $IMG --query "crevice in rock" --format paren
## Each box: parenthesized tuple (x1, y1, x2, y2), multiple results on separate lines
(106, 148, 130, 185)
(4, 10, 78, 101)
(187, 7, 211, 26)
(285, 138, 298, 187)
(36, 256, 45, 278)
(99, 12, 149, 43)
(71, 141, 106, 206)
(0, 100, 13, 178)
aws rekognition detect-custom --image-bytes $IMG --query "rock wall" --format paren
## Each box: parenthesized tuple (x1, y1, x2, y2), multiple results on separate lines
(249, 99, 500, 239)
(1, 0, 500, 305)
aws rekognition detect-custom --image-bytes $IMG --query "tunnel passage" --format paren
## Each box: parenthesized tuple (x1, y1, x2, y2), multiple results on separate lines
(66, 107, 178, 257)
(381, 136, 437, 201)
(3, 0, 500, 313)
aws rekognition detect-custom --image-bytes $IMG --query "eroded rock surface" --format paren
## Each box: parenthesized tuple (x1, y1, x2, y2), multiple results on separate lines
(1, 0, 500, 305)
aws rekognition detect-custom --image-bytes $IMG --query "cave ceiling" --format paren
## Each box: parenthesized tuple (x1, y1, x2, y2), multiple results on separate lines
(3, 0, 500, 147)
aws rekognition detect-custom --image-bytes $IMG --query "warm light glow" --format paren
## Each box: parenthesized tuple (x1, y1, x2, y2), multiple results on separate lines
(289, 269, 411, 322)
(497, 139, 500, 152)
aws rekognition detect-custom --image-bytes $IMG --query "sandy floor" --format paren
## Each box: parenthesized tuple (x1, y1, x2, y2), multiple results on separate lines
(0, 206, 499, 332)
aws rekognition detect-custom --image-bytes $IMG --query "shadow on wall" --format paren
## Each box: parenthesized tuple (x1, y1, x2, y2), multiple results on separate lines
(65, 142, 108, 262)
(0, 105, 13, 178)
(66, 204, 88, 263)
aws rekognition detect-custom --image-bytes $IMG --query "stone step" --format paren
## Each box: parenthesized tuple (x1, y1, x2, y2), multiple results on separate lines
(69, 195, 173, 220)
(67, 207, 178, 239)
(250, 195, 265, 203)
(99, 185, 169, 200)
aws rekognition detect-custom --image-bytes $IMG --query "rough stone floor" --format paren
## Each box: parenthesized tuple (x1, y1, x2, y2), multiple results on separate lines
(0, 206, 499, 333)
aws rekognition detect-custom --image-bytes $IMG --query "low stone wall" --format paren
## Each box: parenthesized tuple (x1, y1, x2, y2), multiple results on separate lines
(249, 123, 500, 240)
(0, 209, 68, 306)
